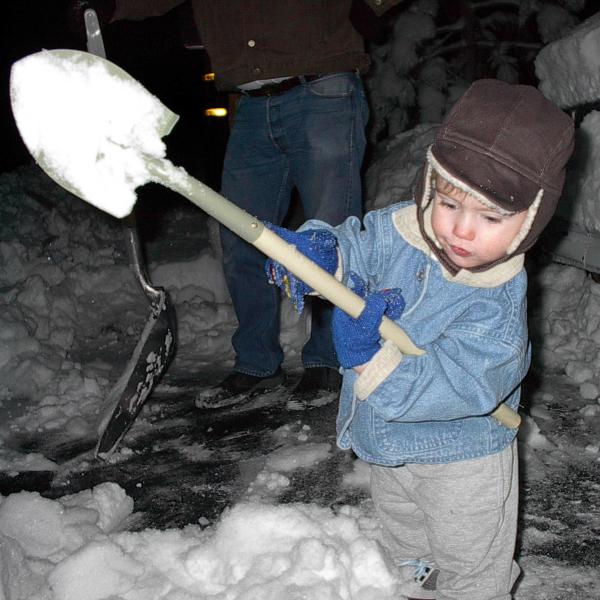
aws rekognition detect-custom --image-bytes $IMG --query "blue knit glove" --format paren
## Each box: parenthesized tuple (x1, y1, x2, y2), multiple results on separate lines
(265, 223, 338, 313)
(332, 273, 405, 369)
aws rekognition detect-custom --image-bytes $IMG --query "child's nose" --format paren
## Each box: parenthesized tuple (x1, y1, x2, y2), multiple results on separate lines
(453, 215, 476, 241)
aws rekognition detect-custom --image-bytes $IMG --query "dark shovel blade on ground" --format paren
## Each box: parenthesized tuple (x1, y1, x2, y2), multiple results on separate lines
(95, 216, 176, 457)
(84, 9, 176, 457)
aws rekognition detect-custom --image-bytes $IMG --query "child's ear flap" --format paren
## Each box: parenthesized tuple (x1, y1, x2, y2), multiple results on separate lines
(421, 162, 436, 210)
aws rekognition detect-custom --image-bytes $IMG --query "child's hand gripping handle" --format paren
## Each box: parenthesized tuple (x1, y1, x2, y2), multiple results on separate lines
(258, 226, 424, 356)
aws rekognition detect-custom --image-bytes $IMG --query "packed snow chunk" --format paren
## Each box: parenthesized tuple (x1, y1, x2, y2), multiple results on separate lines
(60, 482, 134, 534)
(579, 381, 599, 401)
(579, 404, 600, 418)
(49, 540, 145, 600)
(0, 535, 48, 600)
(183, 502, 398, 598)
(0, 482, 133, 566)
(0, 450, 57, 472)
(535, 11, 600, 107)
(9, 50, 179, 218)
(0, 491, 99, 561)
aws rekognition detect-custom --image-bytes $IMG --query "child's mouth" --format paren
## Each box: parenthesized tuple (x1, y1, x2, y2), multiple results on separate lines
(450, 245, 472, 258)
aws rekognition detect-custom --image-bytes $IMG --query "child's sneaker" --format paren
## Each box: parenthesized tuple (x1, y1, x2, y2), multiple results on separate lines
(397, 559, 438, 599)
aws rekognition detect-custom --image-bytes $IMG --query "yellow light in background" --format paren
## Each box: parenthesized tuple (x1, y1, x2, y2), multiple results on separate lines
(203, 72, 215, 81)
(204, 108, 228, 118)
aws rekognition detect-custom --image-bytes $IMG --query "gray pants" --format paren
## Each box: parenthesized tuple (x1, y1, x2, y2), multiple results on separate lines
(370, 442, 520, 600)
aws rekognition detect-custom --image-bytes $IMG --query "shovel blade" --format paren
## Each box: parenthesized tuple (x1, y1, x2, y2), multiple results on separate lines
(9, 49, 179, 218)
(95, 290, 176, 457)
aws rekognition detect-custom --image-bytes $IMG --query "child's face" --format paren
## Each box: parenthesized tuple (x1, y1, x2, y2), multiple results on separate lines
(430, 180, 528, 269)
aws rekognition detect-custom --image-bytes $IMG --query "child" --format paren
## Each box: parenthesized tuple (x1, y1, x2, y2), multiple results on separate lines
(267, 80, 574, 600)
(266, 79, 574, 599)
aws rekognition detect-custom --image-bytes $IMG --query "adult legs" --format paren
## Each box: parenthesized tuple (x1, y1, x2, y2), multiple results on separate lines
(220, 94, 293, 377)
(284, 73, 369, 370)
(219, 73, 369, 378)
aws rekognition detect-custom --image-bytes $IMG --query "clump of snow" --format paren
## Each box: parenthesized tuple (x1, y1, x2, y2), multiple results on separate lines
(0, 482, 400, 600)
(0, 445, 57, 473)
(266, 442, 332, 472)
(9, 50, 178, 218)
(0, 482, 131, 563)
(342, 458, 371, 489)
(535, 11, 600, 108)
(245, 422, 332, 503)
(518, 415, 556, 451)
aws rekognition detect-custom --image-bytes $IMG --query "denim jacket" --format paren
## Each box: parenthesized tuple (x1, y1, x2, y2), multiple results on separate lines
(306, 201, 530, 466)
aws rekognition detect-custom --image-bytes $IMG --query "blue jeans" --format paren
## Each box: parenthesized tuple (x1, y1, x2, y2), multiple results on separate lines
(220, 72, 369, 377)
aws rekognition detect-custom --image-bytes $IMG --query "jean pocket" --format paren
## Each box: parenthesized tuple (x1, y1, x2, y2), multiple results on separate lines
(307, 73, 356, 98)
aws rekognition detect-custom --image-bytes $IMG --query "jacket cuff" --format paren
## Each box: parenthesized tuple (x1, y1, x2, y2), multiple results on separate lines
(355, 340, 403, 400)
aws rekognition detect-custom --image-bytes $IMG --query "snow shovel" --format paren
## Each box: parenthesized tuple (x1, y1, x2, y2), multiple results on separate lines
(8, 48, 521, 431)
(84, 8, 176, 457)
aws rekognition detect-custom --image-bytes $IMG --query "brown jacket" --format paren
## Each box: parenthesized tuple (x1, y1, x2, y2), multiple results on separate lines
(112, 0, 400, 90)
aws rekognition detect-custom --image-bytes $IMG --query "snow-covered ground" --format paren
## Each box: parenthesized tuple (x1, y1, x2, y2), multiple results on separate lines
(2, 10, 600, 599)
(1, 151, 600, 598)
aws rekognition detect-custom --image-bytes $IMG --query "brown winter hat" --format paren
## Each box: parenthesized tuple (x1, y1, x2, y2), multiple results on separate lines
(415, 78, 575, 272)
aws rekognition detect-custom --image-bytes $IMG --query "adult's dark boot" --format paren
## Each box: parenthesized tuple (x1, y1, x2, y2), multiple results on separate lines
(289, 366, 342, 401)
(195, 369, 285, 409)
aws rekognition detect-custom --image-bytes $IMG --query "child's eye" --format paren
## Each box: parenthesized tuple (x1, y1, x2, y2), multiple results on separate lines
(440, 198, 457, 210)
(483, 214, 502, 224)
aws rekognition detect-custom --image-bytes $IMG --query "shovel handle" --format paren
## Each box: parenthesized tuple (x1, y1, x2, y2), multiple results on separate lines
(254, 227, 423, 354)
(147, 157, 521, 429)
(148, 156, 422, 353)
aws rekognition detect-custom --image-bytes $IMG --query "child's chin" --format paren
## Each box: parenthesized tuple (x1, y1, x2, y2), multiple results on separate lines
(451, 255, 485, 270)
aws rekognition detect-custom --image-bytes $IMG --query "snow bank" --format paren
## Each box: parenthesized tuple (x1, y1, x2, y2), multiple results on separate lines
(535, 11, 600, 108)
(0, 168, 145, 442)
(528, 259, 600, 402)
(0, 483, 399, 600)
(364, 123, 437, 211)
(0, 165, 307, 469)
(559, 110, 600, 233)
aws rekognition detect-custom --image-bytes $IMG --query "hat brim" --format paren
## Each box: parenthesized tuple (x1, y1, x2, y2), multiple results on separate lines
(432, 141, 543, 214)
